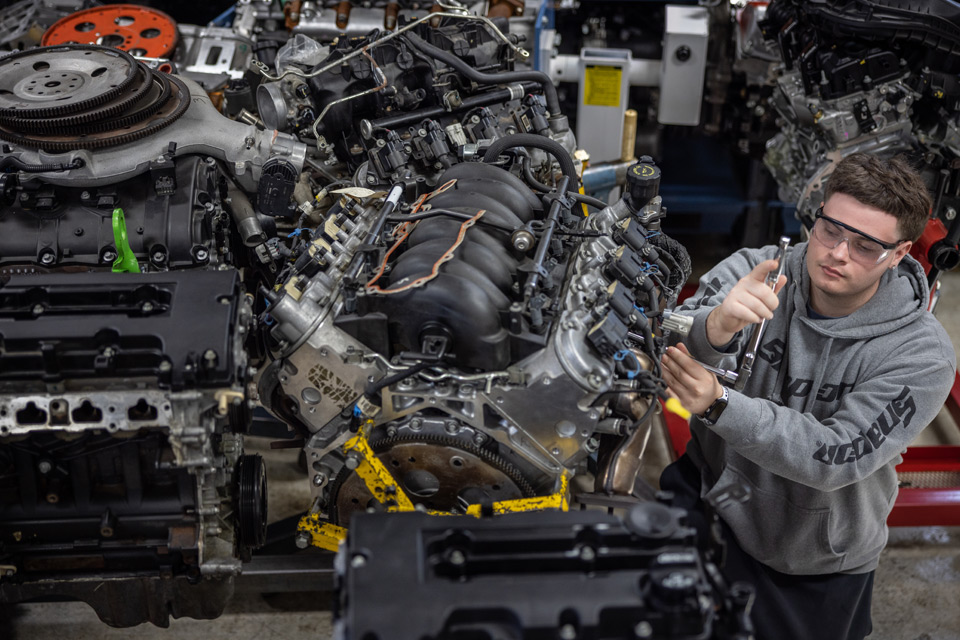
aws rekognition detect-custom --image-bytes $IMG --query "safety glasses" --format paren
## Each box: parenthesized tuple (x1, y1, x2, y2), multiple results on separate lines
(811, 207, 902, 265)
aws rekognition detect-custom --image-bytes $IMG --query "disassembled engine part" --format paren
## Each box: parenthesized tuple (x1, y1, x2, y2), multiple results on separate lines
(41, 3, 179, 58)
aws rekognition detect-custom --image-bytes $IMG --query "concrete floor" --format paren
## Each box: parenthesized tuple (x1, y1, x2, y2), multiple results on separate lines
(2, 263, 960, 640)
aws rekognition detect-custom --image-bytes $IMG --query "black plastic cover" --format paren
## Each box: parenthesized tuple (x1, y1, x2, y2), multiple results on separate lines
(0, 269, 243, 389)
(337, 509, 754, 640)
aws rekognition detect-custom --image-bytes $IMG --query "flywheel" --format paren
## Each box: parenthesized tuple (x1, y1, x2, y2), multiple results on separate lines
(42, 4, 178, 59)
(331, 434, 536, 525)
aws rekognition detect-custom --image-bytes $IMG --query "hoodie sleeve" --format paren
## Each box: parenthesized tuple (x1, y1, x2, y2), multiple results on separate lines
(709, 321, 957, 492)
(674, 246, 780, 366)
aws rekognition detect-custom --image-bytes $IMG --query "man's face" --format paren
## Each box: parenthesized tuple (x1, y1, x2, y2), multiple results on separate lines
(805, 193, 914, 314)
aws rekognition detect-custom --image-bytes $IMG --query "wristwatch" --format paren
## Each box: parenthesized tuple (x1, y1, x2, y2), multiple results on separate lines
(699, 386, 729, 426)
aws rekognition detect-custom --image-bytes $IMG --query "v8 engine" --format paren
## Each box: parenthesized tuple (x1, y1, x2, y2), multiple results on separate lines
(0, 5, 692, 627)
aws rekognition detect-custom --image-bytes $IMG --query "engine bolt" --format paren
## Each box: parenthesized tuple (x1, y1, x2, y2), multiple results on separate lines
(445, 421, 459, 434)
(40, 252, 55, 265)
(409, 418, 422, 431)
(351, 554, 367, 568)
(634, 621, 653, 639)
(386, 425, 398, 437)
(448, 550, 465, 566)
(313, 473, 326, 486)
(473, 433, 485, 445)
(37, 460, 52, 474)
(32, 304, 44, 315)
(102, 250, 117, 263)
(946, 207, 957, 221)
(559, 624, 577, 640)
(345, 451, 361, 470)
(152, 250, 166, 263)
(579, 546, 595, 561)
(195, 248, 209, 262)
(141, 302, 154, 313)
(295, 531, 311, 549)
(159, 360, 173, 372)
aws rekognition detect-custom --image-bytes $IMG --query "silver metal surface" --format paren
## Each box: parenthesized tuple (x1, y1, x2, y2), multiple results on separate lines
(658, 5, 710, 126)
(0, 46, 132, 110)
(8, 76, 307, 191)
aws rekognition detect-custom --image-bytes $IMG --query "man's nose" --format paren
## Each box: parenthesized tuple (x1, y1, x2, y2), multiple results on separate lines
(829, 236, 852, 260)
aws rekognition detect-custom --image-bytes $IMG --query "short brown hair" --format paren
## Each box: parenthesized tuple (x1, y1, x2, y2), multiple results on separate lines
(824, 153, 932, 242)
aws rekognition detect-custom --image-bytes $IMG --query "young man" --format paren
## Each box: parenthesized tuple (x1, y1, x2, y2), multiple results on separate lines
(660, 153, 956, 639)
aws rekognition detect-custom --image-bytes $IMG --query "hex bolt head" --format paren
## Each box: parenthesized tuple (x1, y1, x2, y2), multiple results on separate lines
(674, 45, 691, 62)
(295, 531, 311, 549)
(40, 252, 55, 265)
(37, 460, 53, 474)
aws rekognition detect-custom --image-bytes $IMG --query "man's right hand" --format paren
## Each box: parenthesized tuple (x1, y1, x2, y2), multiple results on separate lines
(705, 258, 787, 348)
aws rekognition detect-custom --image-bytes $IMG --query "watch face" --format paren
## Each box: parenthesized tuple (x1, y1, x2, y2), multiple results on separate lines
(705, 399, 727, 422)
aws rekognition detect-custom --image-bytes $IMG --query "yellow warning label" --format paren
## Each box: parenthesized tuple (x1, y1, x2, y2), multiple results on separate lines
(584, 65, 622, 107)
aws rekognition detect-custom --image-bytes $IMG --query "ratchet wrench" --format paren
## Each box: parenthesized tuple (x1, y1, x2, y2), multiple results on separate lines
(662, 236, 790, 388)
(733, 236, 790, 390)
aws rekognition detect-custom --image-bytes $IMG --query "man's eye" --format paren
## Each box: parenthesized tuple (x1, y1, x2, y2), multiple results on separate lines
(823, 224, 842, 238)
(853, 240, 879, 255)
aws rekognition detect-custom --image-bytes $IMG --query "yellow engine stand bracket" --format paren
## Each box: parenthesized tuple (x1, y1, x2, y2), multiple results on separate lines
(464, 473, 570, 517)
(298, 424, 571, 550)
(298, 512, 347, 552)
(342, 422, 416, 512)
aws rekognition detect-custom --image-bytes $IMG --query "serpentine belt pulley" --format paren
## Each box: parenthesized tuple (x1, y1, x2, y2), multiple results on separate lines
(0, 44, 190, 151)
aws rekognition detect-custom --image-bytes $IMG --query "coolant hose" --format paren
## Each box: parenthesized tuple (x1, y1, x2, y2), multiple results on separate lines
(404, 32, 561, 116)
(481, 133, 578, 184)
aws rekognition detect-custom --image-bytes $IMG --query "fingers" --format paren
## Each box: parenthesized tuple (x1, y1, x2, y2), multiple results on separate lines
(773, 273, 787, 295)
(660, 344, 724, 415)
(748, 258, 781, 283)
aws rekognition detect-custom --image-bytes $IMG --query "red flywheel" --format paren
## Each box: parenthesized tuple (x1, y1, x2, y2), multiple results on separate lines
(42, 4, 178, 59)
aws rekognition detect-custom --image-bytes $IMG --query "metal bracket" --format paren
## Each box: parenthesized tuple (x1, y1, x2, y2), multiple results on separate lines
(296, 423, 570, 549)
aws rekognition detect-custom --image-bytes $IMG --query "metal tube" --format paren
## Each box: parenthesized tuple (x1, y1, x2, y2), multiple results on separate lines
(621, 109, 637, 162)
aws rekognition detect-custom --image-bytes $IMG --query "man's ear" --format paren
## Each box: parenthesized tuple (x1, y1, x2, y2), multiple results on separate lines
(890, 240, 912, 268)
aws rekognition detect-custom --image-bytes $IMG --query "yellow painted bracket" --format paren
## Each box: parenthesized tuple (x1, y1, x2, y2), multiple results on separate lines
(298, 512, 347, 551)
(343, 423, 415, 511)
(299, 426, 571, 550)
(465, 474, 569, 517)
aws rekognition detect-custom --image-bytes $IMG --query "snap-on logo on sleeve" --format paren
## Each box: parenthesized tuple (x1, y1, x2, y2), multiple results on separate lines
(812, 386, 916, 466)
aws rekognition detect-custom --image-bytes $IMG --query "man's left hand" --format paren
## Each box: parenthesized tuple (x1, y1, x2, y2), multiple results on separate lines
(661, 343, 724, 416)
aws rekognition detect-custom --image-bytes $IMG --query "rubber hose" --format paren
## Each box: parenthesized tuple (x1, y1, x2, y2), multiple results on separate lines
(404, 32, 561, 116)
(481, 133, 578, 184)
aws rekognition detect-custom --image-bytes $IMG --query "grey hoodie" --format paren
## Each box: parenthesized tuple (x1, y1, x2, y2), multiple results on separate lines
(676, 242, 956, 575)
